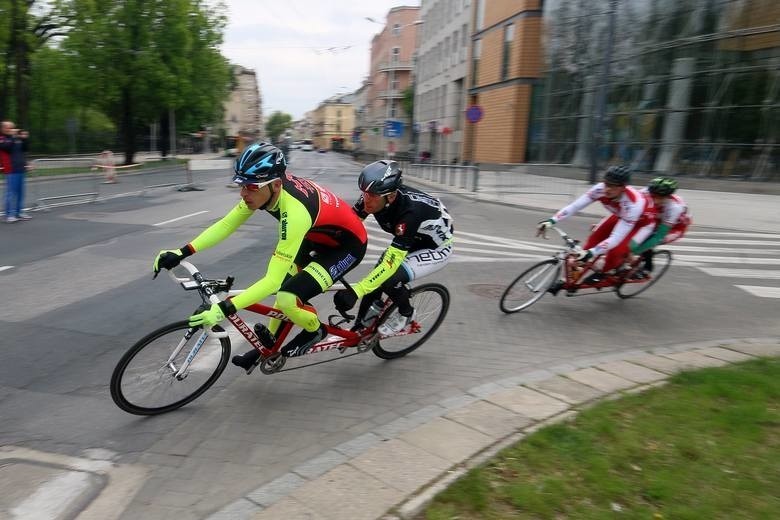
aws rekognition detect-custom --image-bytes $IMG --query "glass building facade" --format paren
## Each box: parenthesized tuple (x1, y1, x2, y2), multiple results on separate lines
(528, 0, 779, 180)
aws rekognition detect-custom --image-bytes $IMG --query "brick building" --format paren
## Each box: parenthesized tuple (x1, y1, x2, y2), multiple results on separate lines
(462, 0, 543, 164)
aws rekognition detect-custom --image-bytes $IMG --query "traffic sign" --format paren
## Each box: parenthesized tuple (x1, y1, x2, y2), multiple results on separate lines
(466, 105, 483, 123)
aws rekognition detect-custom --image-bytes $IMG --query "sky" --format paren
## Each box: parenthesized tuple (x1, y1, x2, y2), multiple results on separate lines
(221, 0, 421, 120)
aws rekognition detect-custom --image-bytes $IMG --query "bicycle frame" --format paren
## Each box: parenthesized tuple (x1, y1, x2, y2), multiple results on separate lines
(167, 261, 393, 375)
(547, 226, 653, 292)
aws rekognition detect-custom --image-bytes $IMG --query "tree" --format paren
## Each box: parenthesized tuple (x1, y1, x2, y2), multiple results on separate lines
(57, 0, 231, 163)
(265, 111, 293, 142)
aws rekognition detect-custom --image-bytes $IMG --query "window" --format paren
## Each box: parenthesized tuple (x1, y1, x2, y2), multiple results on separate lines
(471, 39, 481, 87)
(461, 23, 468, 62)
(502, 23, 514, 81)
(444, 37, 451, 68)
(391, 47, 400, 63)
(392, 23, 401, 36)
(391, 79, 399, 90)
(390, 100, 397, 118)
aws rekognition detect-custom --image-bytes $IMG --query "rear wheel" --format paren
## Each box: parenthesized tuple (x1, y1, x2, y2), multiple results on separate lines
(616, 250, 672, 299)
(500, 259, 560, 313)
(110, 321, 231, 415)
(372, 283, 449, 360)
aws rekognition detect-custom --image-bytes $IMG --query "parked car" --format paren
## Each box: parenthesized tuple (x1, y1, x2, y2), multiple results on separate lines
(301, 139, 314, 152)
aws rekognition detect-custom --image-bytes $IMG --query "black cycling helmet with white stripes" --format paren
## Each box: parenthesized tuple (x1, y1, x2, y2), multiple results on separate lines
(603, 165, 632, 186)
(358, 160, 403, 195)
(233, 142, 287, 186)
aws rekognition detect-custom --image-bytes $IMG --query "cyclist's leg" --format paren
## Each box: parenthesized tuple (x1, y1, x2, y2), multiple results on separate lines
(583, 215, 616, 250)
(389, 243, 452, 312)
(277, 238, 366, 356)
(379, 244, 452, 334)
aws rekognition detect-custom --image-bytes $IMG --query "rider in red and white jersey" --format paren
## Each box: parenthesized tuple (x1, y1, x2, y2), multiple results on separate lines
(537, 165, 657, 283)
(631, 177, 691, 272)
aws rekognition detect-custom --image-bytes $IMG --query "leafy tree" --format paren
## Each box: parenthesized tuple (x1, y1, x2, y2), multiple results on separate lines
(56, 0, 231, 163)
(265, 111, 293, 142)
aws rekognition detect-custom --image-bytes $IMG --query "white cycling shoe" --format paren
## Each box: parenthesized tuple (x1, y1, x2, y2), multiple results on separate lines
(378, 310, 415, 336)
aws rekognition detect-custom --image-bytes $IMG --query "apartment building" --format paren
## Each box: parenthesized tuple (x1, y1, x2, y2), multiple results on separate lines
(364, 6, 421, 157)
(415, 0, 472, 163)
(223, 65, 262, 140)
(463, 0, 543, 164)
(311, 94, 356, 152)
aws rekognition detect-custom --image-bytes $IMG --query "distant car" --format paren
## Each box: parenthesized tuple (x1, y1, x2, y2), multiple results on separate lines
(318, 149, 327, 154)
(301, 139, 314, 152)
(225, 148, 238, 157)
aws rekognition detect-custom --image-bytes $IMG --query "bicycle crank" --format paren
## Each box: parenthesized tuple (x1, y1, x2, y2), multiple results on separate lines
(259, 353, 286, 375)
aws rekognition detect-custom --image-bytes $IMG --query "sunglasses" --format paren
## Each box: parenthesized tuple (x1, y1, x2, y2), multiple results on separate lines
(604, 182, 623, 188)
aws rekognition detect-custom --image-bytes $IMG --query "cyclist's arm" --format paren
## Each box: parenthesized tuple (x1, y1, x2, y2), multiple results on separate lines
(590, 199, 643, 255)
(353, 245, 408, 297)
(553, 189, 596, 222)
(352, 218, 417, 297)
(631, 223, 671, 254)
(188, 200, 254, 253)
(229, 196, 311, 310)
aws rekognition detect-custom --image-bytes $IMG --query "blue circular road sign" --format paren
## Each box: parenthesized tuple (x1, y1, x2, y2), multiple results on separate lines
(466, 105, 483, 123)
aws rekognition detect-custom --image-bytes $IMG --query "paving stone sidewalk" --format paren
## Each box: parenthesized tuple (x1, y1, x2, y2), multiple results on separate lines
(191, 338, 780, 520)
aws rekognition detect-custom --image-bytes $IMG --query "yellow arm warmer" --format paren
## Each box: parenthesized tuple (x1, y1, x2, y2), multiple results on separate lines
(189, 200, 253, 252)
(353, 245, 408, 297)
(229, 193, 312, 310)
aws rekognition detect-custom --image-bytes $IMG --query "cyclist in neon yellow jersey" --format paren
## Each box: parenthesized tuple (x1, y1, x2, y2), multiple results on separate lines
(153, 143, 367, 371)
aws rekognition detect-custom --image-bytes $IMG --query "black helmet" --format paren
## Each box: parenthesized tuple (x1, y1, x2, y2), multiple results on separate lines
(647, 177, 678, 196)
(233, 142, 286, 185)
(358, 160, 403, 195)
(603, 165, 631, 186)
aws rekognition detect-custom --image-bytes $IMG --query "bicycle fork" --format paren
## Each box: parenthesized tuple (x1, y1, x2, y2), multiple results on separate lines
(166, 327, 229, 381)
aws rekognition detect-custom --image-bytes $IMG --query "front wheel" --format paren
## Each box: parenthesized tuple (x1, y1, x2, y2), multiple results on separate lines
(110, 321, 231, 415)
(372, 283, 450, 360)
(500, 259, 560, 314)
(616, 250, 672, 299)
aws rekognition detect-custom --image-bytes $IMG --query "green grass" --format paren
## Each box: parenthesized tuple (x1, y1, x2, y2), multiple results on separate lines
(421, 358, 780, 520)
(28, 158, 187, 178)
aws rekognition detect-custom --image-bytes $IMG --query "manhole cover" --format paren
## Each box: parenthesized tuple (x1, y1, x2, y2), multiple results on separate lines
(468, 284, 507, 298)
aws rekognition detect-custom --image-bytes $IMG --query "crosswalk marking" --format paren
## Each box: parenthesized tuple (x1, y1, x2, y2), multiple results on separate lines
(363, 220, 780, 299)
(686, 231, 780, 239)
(734, 285, 780, 298)
(0, 266, 13, 272)
(696, 268, 780, 279)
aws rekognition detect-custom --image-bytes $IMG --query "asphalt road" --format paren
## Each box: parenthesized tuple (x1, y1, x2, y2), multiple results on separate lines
(1, 150, 779, 518)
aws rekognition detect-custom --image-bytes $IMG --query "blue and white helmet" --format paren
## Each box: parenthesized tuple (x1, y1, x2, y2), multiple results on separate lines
(233, 142, 287, 186)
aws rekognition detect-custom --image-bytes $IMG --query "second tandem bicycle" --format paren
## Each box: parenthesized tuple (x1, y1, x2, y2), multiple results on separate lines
(500, 225, 673, 313)
(110, 260, 450, 415)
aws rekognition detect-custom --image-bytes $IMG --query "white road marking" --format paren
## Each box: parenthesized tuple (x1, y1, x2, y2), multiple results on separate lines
(665, 245, 780, 255)
(672, 238, 780, 246)
(673, 255, 780, 265)
(153, 211, 209, 226)
(734, 285, 780, 298)
(686, 231, 780, 239)
(11, 470, 93, 519)
(695, 267, 780, 279)
(0, 266, 13, 272)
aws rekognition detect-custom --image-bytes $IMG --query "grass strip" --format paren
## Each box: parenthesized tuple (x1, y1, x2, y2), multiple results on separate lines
(422, 357, 780, 519)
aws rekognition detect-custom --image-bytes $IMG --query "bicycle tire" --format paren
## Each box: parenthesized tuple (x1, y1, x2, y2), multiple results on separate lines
(372, 283, 450, 360)
(616, 250, 673, 299)
(500, 259, 560, 313)
(110, 321, 231, 415)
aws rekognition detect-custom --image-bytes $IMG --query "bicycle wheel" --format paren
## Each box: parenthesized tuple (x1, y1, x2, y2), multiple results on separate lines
(372, 283, 450, 360)
(499, 259, 560, 313)
(616, 250, 673, 299)
(110, 321, 231, 415)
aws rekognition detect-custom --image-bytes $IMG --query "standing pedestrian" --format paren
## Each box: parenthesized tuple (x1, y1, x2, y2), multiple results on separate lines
(0, 121, 31, 223)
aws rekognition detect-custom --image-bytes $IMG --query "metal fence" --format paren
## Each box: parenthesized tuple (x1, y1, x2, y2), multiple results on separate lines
(404, 163, 480, 192)
(19, 157, 203, 212)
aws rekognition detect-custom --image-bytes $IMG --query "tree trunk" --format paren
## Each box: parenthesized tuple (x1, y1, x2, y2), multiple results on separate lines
(121, 87, 136, 165)
(160, 110, 170, 158)
(1, 0, 20, 121)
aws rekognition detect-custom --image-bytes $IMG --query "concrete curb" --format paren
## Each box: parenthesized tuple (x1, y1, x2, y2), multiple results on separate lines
(198, 337, 780, 519)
